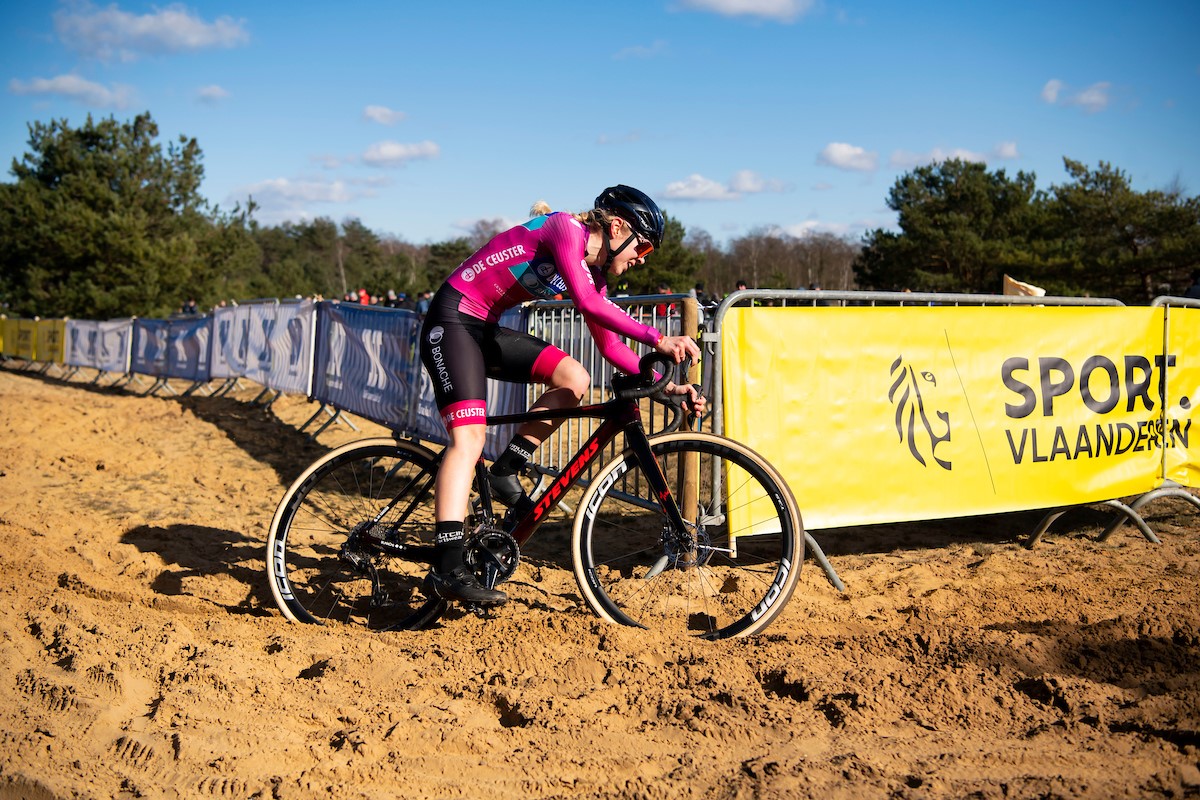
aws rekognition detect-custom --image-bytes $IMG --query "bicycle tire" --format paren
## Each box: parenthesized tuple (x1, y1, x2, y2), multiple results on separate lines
(572, 431, 803, 640)
(266, 437, 445, 631)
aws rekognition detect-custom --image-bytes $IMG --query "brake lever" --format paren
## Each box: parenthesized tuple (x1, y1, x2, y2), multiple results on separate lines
(654, 353, 706, 433)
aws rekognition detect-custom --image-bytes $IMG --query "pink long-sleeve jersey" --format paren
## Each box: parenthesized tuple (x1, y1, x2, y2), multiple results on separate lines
(444, 212, 660, 375)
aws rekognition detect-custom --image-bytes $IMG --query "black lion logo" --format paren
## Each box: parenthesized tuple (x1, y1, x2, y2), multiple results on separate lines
(888, 356, 951, 470)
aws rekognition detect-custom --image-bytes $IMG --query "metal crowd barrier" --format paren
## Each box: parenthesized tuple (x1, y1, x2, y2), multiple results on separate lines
(705, 289, 1200, 590)
(1023, 294, 1200, 547)
(513, 293, 700, 510)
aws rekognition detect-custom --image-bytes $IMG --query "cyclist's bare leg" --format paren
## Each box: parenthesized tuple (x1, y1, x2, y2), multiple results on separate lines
(428, 421, 506, 603)
(488, 357, 590, 510)
(435, 422, 486, 521)
(516, 356, 590, 445)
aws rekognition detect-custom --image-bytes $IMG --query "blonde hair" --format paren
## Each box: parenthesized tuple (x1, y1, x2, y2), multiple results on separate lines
(530, 199, 622, 234)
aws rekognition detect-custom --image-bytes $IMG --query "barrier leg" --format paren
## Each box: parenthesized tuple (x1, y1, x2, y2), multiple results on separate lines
(210, 378, 238, 397)
(1098, 485, 1200, 543)
(1025, 508, 1069, 549)
(303, 406, 359, 441)
(298, 403, 329, 433)
(805, 533, 846, 593)
(1026, 500, 1160, 549)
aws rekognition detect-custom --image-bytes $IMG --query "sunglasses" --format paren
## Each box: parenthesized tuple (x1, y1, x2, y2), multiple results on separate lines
(620, 220, 654, 258)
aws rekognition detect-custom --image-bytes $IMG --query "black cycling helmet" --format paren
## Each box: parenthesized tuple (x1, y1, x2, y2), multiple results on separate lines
(594, 184, 665, 249)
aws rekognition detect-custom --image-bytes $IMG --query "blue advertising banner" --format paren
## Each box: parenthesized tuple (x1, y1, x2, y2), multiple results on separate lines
(164, 317, 212, 382)
(130, 319, 169, 377)
(312, 302, 424, 431)
(64, 319, 133, 373)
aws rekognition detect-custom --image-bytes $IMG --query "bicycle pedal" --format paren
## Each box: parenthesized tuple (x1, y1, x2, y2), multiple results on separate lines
(465, 602, 491, 618)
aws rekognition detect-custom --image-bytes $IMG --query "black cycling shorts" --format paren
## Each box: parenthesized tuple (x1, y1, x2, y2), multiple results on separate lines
(419, 286, 567, 429)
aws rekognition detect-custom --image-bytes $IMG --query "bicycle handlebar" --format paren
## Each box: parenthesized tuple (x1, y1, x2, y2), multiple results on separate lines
(610, 351, 704, 434)
(610, 352, 673, 400)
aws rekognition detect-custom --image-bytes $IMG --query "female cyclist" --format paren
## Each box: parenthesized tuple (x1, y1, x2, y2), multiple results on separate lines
(418, 185, 704, 604)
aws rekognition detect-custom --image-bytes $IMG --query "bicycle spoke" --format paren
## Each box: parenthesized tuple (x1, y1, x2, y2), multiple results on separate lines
(574, 432, 802, 639)
(266, 441, 444, 631)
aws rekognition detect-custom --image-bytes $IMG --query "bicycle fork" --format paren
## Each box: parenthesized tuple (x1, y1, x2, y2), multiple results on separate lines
(623, 424, 704, 575)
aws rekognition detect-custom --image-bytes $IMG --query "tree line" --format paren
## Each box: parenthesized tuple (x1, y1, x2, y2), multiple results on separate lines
(1, 112, 1196, 320)
(854, 158, 1200, 301)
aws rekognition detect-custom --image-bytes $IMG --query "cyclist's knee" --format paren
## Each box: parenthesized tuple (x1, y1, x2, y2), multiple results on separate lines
(446, 423, 486, 457)
(552, 359, 590, 401)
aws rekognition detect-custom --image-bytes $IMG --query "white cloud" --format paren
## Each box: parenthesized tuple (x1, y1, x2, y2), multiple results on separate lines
(196, 84, 229, 104)
(1040, 78, 1111, 114)
(817, 142, 878, 172)
(782, 219, 852, 238)
(665, 174, 738, 200)
(675, 0, 817, 23)
(363, 105, 405, 125)
(664, 170, 787, 200)
(9, 74, 133, 108)
(1073, 82, 1111, 113)
(729, 169, 786, 194)
(1041, 79, 1063, 104)
(362, 140, 440, 167)
(993, 140, 1019, 159)
(613, 40, 669, 59)
(311, 153, 347, 170)
(888, 141, 1020, 169)
(230, 177, 385, 225)
(240, 177, 354, 205)
(54, 2, 249, 62)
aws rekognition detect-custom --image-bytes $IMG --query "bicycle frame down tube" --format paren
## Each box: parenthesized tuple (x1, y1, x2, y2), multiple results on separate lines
(502, 402, 627, 545)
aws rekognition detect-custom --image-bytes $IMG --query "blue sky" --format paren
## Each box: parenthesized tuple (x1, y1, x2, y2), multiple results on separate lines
(2, 1, 1197, 246)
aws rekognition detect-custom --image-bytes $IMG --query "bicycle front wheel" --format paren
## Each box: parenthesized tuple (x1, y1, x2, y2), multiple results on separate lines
(572, 431, 803, 640)
(266, 438, 444, 631)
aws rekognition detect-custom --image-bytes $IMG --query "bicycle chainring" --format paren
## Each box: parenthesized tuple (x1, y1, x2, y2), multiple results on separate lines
(463, 527, 520, 588)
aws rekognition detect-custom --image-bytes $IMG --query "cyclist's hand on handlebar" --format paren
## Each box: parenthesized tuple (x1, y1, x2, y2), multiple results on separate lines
(664, 381, 707, 417)
(654, 334, 701, 364)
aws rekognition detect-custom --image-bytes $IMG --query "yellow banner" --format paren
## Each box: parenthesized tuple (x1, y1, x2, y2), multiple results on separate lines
(15, 320, 38, 360)
(723, 306, 1170, 529)
(36, 319, 67, 364)
(1165, 306, 1199, 488)
(0, 318, 17, 357)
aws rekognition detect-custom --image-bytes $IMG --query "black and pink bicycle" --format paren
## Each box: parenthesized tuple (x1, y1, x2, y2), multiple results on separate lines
(266, 353, 803, 640)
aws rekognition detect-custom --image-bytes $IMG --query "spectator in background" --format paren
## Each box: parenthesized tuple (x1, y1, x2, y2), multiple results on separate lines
(655, 282, 675, 317)
(415, 290, 432, 315)
(1185, 270, 1200, 300)
(809, 282, 832, 307)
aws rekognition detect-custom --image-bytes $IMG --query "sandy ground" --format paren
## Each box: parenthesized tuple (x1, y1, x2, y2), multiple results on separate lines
(1, 364, 1199, 800)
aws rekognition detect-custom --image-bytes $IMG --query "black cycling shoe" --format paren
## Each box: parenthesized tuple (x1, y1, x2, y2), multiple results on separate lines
(423, 565, 508, 605)
(487, 470, 527, 507)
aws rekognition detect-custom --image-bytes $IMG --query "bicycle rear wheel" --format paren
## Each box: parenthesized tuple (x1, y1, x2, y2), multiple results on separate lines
(572, 432, 803, 640)
(266, 438, 445, 631)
